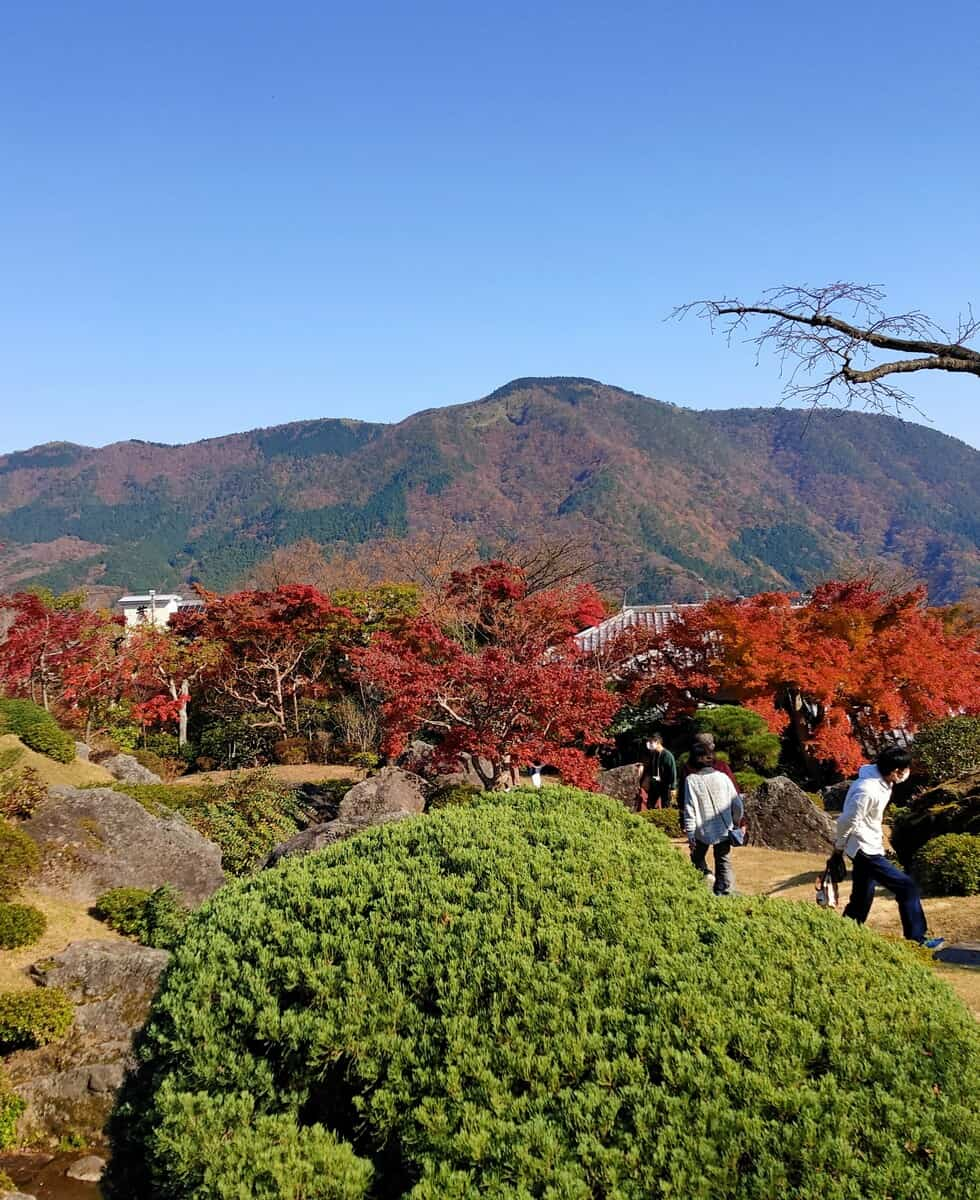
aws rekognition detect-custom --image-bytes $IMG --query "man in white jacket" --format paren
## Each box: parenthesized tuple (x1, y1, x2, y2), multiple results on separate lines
(835, 745, 943, 947)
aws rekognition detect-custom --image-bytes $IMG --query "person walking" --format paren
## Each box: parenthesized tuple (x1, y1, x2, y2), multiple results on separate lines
(835, 745, 944, 947)
(636, 730, 677, 811)
(682, 743, 744, 896)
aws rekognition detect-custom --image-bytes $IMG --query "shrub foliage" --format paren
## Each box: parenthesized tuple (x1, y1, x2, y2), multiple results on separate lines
(94, 886, 189, 949)
(0, 819, 40, 901)
(913, 716, 980, 783)
(0, 902, 46, 949)
(0, 1073, 25, 1150)
(912, 834, 980, 896)
(0, 988, 74, 1051)
(106, 787, 980, 1200)
(0, 698, 75, 763)
(639, 806, 683, 837)
(0, 746, 47, 820)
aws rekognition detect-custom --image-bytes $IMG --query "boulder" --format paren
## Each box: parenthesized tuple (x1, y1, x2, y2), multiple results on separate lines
(890, 769, 980, 863)
(267, 767, 428, 865)
(743, 776, 837, 853)
(22, 786, 224, 904)
(5, 941, 169, 1143)
(98, 752, 161, 785)
(66, 1156, 106, 1183)
(821, 780, 851, 812)
(596, 764, 641, 811)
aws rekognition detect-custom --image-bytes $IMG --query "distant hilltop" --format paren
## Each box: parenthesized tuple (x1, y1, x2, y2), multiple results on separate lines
(0, 377, 977, 602)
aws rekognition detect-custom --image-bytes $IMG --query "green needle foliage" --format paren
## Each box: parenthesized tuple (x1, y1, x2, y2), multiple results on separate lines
(0, 988, 74, 1051)
(0, 902, 46, 949)
(912, 833, 980, 896)
(106, 787, 980, 1200)
(0, 698, 75, 764)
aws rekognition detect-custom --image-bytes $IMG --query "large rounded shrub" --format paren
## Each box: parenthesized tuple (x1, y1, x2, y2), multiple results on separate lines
(912, 833, 980, 896)
(106, 788, 980, 1200)
(913, 716, 980, 782)
(0, 698, 75, 764)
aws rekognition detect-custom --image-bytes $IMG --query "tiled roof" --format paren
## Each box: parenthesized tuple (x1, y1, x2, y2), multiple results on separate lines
(574, 604, 701, 653)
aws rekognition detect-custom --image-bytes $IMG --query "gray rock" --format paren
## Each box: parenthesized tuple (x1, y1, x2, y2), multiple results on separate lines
(743, 776, 837, 853)
(266, 767, 428, 866)
(73, 741, 91, 762)
(5, 941, 169, 1143)
(934, 941, 980, 967)
(22, 786, 224, 904)
(66, 1156, 106, 1183)
(596, 764, 642, 810)
(821, 780, 851, 812)
(0, 1191, 38, 1199)
(99, 752, 162, 784)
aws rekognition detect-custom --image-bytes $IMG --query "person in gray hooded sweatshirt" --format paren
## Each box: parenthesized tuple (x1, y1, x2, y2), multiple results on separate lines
(835, 745, 943, 948)
(682, 743, 744, 895)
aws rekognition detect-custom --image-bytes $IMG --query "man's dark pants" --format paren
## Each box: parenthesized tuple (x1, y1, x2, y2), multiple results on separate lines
(842, 850, 927, 943)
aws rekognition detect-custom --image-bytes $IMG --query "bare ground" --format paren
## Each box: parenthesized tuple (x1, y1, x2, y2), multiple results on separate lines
(169, 763, 366, 787)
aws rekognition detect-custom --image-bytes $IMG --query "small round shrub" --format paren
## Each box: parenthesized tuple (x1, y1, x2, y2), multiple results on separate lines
(640, 805, 683, 836)
(733, 768, 766, 794)
(106, 787, 980, 1200)
(912, 834, 980, 896)
(0, 819, 40, 901)
(94, 886, 188, 950)
(0, 988, 73, 1051)
(426, 783, 484, 810)
(913, 716, 980, 782)
(0, 698, 75, 763)
(0, 903, 46, 949)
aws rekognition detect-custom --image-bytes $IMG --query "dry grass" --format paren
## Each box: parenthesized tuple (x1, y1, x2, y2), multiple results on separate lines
(0, 888, 122, 993)
(0, 733, 113, 789)
(682, 842, 980, 1018)
(170, 763, 366, 787)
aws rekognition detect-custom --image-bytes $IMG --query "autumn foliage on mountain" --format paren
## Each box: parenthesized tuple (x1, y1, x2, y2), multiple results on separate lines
(624, 580, 980, 773)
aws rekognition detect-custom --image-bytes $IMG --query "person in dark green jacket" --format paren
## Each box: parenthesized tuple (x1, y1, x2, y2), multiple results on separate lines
(635, 730, 678, 810)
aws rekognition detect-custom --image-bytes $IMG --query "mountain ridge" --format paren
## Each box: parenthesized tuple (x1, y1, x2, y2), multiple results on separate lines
(0, 377, 977, 603)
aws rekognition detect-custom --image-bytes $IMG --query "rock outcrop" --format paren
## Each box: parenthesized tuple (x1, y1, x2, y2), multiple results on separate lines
(267, 767, 428, 865)
(5, 941, 169, 1143)
(22, 786, 224, 904)
(596, 764, 641, 811)
(97, 753, 162, 785)
(743, 776, 837, 853)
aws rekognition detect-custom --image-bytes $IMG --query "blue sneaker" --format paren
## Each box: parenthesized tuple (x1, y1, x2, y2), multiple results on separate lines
(920, 937, 945, 951)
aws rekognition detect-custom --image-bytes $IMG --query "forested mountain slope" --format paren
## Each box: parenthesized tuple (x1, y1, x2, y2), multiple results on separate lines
(0, 378, 977, 601)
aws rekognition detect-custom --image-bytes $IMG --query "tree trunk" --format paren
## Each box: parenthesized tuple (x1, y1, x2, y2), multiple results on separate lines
(179, 679, 189, 748)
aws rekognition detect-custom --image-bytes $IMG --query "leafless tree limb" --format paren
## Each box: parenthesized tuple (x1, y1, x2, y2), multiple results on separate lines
(673, 283, 980, 413)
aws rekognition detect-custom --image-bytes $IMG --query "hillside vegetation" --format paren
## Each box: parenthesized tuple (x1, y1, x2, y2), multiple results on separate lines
(0, 378, 977, 600)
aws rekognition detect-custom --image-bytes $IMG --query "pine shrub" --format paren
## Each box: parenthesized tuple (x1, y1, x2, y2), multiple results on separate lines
(695, 705, 781, 773)
(93, 885, 188, 949)
(0, 698, 75, 764)
(105, 787, 980, 1200)
(912, 834, 980, 896)
(913, 716, 980, 783)
(0, 988, 73, 1051)
(640, 806, 683, 836)
(733, 768, 766, 794)
(0, 902, 46, 949)
(0, 819, 40, 901)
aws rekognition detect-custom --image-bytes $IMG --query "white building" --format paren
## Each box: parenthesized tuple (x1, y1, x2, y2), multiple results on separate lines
(117, 592, 202, 629)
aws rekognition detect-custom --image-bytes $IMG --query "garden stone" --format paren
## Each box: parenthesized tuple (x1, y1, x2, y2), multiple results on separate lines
(66, 1156, 106, 1182)
(596, 764, 641, 810)
(22, 786, 224, 904)
(99, 752, 161, 784)
(266, 812, 414, 865)
(821, 780, 851, 812)
(743, 775, 837, 852)
(5, 940, 169, 1143)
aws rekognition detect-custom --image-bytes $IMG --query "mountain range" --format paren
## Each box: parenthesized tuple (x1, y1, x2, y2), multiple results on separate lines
(0, 377, 977, 603)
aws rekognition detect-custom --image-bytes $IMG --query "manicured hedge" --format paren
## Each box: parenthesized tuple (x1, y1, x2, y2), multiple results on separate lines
(93, 886, 188, 950)
(0, 902, 46, 949)
(0, 819, 40, 901)
(640, 805, 683, 837)
(0, 988, 73, 1051)
(0, 698, 75, 764)
(912, 834, 980, 896)
(913, 717, 980, 782)
(105, 788, 980, 1200)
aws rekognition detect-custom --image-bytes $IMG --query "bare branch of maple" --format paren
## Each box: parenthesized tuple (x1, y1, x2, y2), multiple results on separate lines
(673, 283, 980, 413)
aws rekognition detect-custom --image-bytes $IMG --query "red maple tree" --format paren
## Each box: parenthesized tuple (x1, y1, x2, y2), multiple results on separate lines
(357, 563, 616, 787)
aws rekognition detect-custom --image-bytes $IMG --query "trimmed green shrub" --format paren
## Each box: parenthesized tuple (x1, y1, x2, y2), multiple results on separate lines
(0, 698, 74, 764)
(0, 1074, 25, 1150)
(0, 747, 46, 820)
(106, 787, 980, 1200)
(426, 783, 484, 810)
(912, 834, 980, 896)
(94, 886, 189, 949)
(0, 988, 73, 1051)
(734, 768, 766, 794)
(913, 717, 980, 783)
(891, 770, 980, 865)
(0, 819, 40, 901)
(640, 805, 683, 836)
(695, 704, 781, 773)
(0, 902, 46, 949)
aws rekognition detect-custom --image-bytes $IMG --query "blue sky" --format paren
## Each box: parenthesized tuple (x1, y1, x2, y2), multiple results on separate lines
(2, 1, 978, 452)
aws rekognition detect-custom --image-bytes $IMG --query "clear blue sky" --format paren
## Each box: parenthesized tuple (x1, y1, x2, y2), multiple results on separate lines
(2, 1, 978, 453)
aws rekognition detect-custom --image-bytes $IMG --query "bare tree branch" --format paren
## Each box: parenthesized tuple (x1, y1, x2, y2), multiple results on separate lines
(672, 283, 980, 413)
